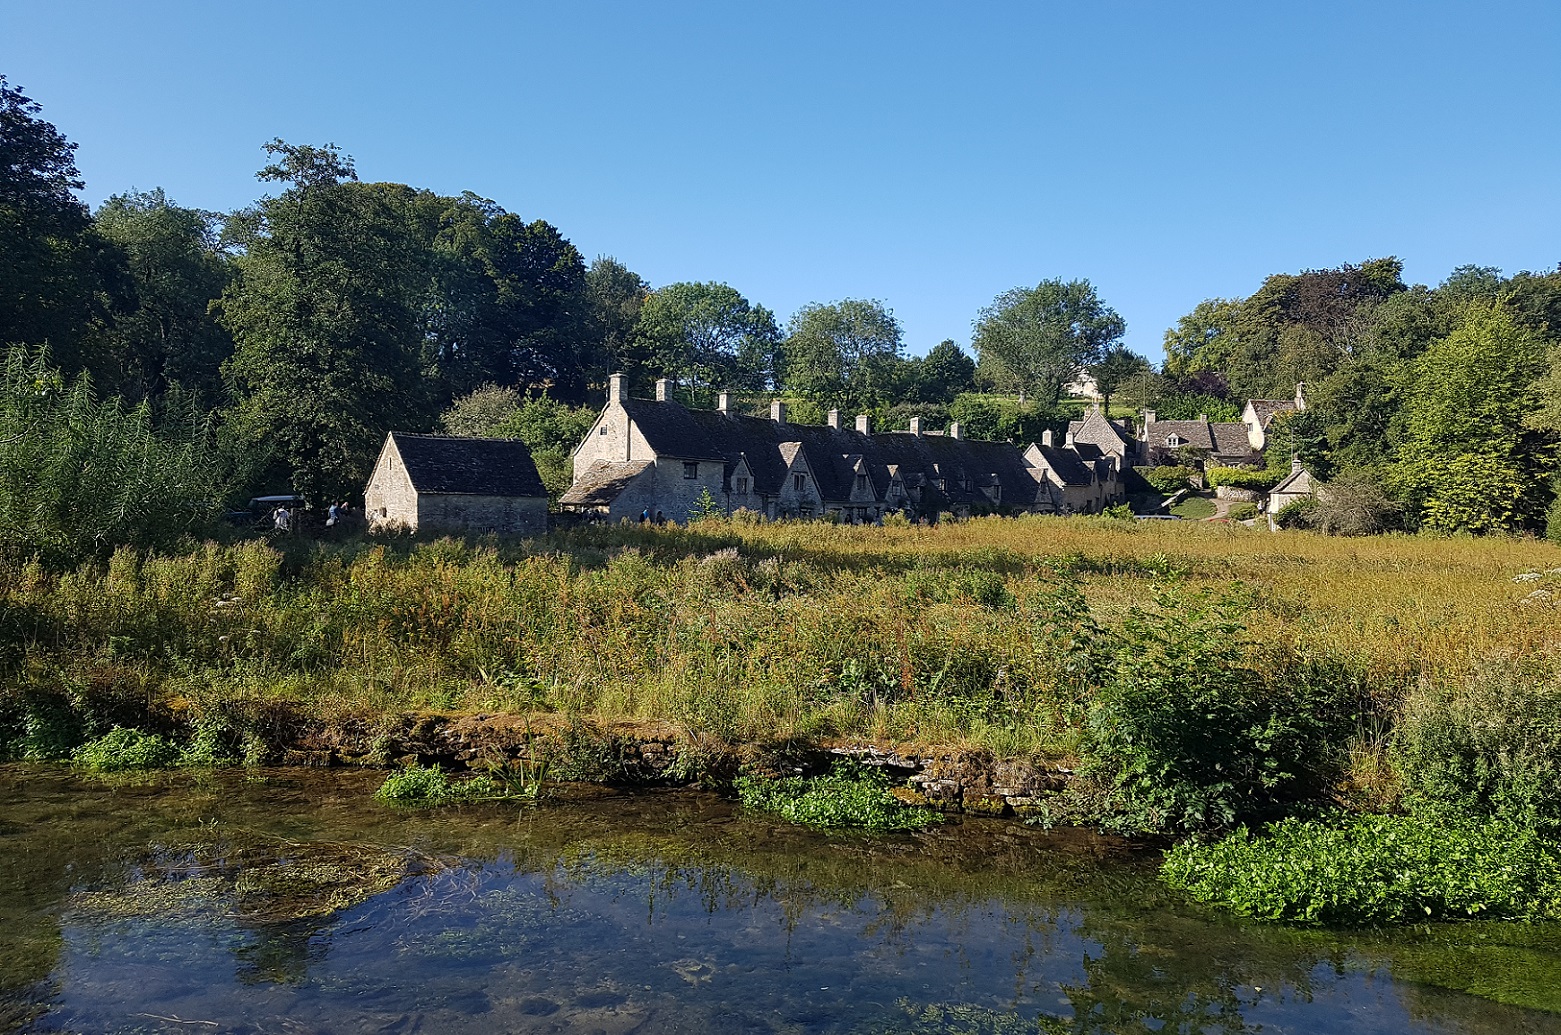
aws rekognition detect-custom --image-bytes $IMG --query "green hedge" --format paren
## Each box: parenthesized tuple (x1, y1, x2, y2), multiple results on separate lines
(1206, 466, 1281, 492)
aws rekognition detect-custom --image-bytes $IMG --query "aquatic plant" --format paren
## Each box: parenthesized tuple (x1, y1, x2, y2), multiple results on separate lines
(734, 762, 940, 831)
(72, 726, 181, 771)
(1161, 814, 1561, 925)
(373, 764, 519, 808)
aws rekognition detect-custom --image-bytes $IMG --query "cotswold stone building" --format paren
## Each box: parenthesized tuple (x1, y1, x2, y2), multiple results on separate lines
(365, 432, 549, 535)
(559, 376, 1126, 523)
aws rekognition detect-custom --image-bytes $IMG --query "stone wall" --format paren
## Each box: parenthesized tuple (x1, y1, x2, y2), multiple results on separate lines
(418, 494, 548, 535)
(365, 443, 417, 529)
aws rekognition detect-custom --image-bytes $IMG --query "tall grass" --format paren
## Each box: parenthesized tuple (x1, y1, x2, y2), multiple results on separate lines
(2, 517, 1559, 790)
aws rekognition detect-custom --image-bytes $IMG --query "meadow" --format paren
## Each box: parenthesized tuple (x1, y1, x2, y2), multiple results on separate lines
(3, 515, 1559, 832)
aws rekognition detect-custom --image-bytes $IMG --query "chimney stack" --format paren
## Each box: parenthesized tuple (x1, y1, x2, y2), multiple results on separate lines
(1199, 412, 1208, 423)
(855, 413, 871, 435)
(1143, 408, 1156, 426)
(948, 421, 962, 440)
(608, 373, 625, 403)
(909, 416, 924, 436)
(656, 378, 671, 402)
(1041, 429, 1054, 447)
(827, 408, 841, 429)
(718, 390, 732, 413)
(1295, 382, 1308, 410)
(771, 400, 787, 425)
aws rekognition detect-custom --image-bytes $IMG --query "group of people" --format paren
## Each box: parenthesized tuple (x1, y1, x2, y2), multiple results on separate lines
(638, 508, 668, 525)
(270, 501, 354, 534)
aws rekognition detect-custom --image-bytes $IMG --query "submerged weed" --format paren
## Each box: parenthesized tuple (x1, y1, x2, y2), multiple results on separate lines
(735, 762, 940, 831)
(372, 764, 532, 808)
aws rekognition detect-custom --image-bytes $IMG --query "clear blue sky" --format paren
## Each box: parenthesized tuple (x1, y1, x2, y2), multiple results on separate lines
(7, 1, 1559, 360)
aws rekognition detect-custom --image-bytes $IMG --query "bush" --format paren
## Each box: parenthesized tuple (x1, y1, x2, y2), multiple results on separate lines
(1272, 497, 1317, 529)
(1140, 466, 1193, 493)
(735, 762, 940, 830)
(1206, 467, 1280, 492)
(1162, 814, 1561, 925)
(1080, 589, 1347, 834)
(373, 764, 508, 808)
(72, 726, 182, 772)
(1226, 502, 1260, 521)
(1394, 663, 1561, 833)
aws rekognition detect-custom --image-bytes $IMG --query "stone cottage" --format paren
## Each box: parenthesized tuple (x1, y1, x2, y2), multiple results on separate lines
(365, 432, 549, 535)
(560, 376, 1126, 523)
(1241, 383, 1308, 451)
(1266, 458, 1317, 526)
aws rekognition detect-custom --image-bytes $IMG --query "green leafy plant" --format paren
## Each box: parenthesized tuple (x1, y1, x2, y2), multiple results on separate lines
(372, 764, 513, 808)
(72, 726, 182, 771)
(1272, 496, 1317, 529)
(1226, 502, 1260, 521)
(1140, 465, 1193, 493)
(1162, 814, 1561, 925)
(1079, 588, 1347, 834)
(735, 762, 940, 830)
(1206, 466, 1281, 492)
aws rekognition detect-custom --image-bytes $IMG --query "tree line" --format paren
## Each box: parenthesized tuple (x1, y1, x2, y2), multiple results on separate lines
(3, 73, 1560, 550)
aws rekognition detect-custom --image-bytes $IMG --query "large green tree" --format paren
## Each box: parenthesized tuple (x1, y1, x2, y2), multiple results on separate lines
(911, 339, 977, 403)
(0, 76, 127, 370)
(90, 189, 233, 403)
(217, 141, 432, 501)
(972, 279, 1124, 404)
(634, 281, 779, 398)
(781, 299, 904, 411)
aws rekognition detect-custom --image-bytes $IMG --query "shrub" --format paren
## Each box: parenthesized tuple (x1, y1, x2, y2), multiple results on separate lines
(1162, 814, 1561, 925)
(1102, 503, 1135, 520)
(735, 762, 940, 830)
(1140, 466, 1193, 493)
(1394, 663, 1561, 833)
(1272, 497, 1316, 529)
(73, 726, 182, 772)
(1080, 588, 1347, 834)
(1226, 502, 1260, 521)
(372, 764, 508, 808)
(1206, 467, 1280, 492)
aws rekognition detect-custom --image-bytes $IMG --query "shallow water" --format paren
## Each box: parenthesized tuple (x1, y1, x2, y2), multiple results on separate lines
(2, 766, 1559, 1034)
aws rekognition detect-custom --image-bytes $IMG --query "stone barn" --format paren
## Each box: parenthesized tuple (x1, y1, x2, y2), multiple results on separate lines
(365, 432, 549, 535)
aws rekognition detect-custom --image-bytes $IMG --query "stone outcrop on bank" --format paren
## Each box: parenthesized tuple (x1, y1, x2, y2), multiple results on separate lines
(274, 711, 1074, 818)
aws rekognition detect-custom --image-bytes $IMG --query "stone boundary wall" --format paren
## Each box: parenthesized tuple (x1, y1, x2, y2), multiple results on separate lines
(275, 712, 1074, 817)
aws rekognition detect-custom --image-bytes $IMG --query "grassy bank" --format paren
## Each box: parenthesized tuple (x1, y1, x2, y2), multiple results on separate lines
(3, 518, 1559, 828)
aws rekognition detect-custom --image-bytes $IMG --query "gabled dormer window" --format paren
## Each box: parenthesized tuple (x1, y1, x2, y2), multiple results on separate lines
(736, 476, 749, 494)
(1166, 434, 1182, 448)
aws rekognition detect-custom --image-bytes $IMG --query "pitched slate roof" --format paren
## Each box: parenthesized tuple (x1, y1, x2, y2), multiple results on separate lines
(1246, 399, 1297, 429)
(1144, 420, 1217, 450)
(1270, 465, 1315, 495)
(558, 460, 652, 506)
(1210, 422, 1256, 457)
(1067, 410, 1135, 453)
(390, 433, 547, 497)
(1030, 445, 1095, 486)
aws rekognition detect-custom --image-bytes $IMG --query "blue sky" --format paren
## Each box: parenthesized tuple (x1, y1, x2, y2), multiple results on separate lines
(6, 1, 1559, 359)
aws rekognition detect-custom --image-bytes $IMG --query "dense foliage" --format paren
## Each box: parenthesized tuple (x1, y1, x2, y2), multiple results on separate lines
(1162, 815, 1561, 925)
(735, 762, 940, 830)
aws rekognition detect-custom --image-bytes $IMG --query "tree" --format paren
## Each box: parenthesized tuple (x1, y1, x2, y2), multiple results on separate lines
(781, 299, 904, 410)
(634, 282, 779, 398)
(90, 189, 233, 403)
(972, 279, 1124, 404)
(578, 255, 649, 389)
(0, 76, 127, 369)
(912, 339, 977, 403)
(218, 141, 431, 501)
(1088, 345, 1151, 414)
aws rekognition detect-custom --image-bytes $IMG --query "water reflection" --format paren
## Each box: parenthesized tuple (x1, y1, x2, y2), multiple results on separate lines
(0, 767, 1558, 1034)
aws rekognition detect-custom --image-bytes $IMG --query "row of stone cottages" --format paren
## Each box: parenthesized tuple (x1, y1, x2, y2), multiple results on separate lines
(363, 376, 1309, 534)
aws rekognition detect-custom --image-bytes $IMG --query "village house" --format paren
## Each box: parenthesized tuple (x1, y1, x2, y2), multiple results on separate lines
(1241, 383, 1308, 451)
(364, 432, 549, 535)
(1266, 457, 1317, 526)
(559, 376, 1126, 523)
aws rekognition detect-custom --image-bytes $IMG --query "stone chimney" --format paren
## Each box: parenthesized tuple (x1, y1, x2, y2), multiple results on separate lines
(828, 408, 841, 429)
(1199, 412, 1208, 423)
(656, 378, 671, 402)
(771, 400, 787, 425)
(910, 416, 925, 436)
(855, 413, 871, 435)
(1295, 382, 1308, 410)
(1143, 408, 1156, 426)
(608, 373, 626, 403)
(717, 390, 732, 413)
(1065, 428, 1075, 447)
(948, 421, 962, 440)
(1041, 429, 1054, 447)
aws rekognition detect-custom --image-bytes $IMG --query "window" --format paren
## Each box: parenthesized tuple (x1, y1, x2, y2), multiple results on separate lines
(599, 426, 607, 436)
(683, 461, 698, 479)
(736, 477, 749, 494)
(794, 474, 806, 491)
(856, 474, 868, 493)
(1166, 434, 1182, 448)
